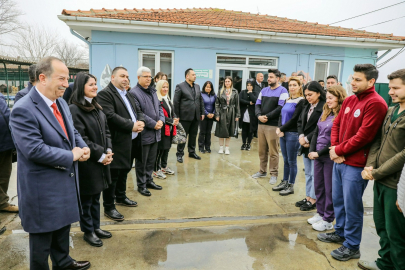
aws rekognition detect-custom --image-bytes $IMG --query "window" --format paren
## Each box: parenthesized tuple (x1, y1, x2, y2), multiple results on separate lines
(248, 57, 277, 66)
(217, 56, 247, 65)
(314, 60, 342, 82)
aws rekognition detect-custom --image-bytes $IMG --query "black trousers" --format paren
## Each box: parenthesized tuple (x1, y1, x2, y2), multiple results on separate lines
(79, 193, 101, 233)
(198, 118, 214, 151)
(177, 119, 199, 157)
(155, 149, 170, 171)
(241, 122, 253, 144)
(103, 168, 130, 210)
(29, 224, 73, 270)
(136, 142, 158, 188)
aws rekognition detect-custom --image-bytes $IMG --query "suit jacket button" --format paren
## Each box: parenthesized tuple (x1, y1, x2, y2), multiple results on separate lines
(70, 173, 74, 177)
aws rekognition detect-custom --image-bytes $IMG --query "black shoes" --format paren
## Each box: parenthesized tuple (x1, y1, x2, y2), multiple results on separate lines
(317, 231, 346, 244)
(206, 149, 211, 153)
(177, 155, 183, 163)
(116, 197, 138, 207)
(95, 229, 112, 239)
(146, 181, 162, 190)
(331, 245, 360, 261)
(138, 187, 151, 196)
(83, 232, 103, 247)
(300, 201, 316, 211)
(241, 144, 247, 150)
(199, 149, 206, 154)
(104, 209, 124, 221)
(62, 260, 91, 270)
(295, 198, 308, 207)
(245, 144, 251, 151)
(189, 152, 201, 160)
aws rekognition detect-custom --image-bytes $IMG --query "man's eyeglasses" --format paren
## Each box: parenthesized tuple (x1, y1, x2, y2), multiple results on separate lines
(140, 76, 152, 79)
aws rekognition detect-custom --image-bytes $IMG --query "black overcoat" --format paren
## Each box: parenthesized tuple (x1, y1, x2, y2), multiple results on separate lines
(97, 82, 145, 169)
(239, 89, 260, 133)
(69, 100, 112, 195)
(214, 88, 241, 138)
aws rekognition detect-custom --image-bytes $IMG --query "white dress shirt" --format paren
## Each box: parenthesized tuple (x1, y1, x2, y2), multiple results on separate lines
(35, 87, 55, 112)
(115, 86, 138, 139)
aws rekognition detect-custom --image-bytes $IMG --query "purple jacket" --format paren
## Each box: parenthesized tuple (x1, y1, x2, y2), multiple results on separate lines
(201, 91, 216, 115)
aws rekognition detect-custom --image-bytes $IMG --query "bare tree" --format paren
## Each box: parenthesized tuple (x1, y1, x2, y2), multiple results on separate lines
(12, 25, 58, 62)
(54, 41, 88, 67)
(0, 0, 22, 36)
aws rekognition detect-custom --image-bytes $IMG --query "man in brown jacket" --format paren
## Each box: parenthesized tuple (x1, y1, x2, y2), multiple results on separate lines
(360, 69, 405, 270)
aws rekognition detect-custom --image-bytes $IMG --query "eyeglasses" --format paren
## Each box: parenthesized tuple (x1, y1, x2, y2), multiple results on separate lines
(140, 76, 152, 79)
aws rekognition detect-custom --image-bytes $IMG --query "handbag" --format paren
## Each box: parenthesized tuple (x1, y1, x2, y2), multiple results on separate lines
(234, 120, 239, 139)
(172, 122, 187, 144)
(0, 108, 17, 163)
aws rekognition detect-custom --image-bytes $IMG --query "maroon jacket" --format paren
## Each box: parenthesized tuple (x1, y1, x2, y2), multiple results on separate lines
(331, 86, 388, 168)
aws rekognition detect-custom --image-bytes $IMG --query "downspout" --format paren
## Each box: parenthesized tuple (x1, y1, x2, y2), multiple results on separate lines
(376, 49, 392, 63)
(70, 29, 92, 73)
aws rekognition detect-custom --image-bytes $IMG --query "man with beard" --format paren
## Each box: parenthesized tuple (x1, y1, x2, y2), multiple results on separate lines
(317, 64, 388, 261)
(252, 69, 288, 185)
(359, 69, 405, 270)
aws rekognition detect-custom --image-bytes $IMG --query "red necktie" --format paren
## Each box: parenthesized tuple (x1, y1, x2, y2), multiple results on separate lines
(51, 103, 69, 139)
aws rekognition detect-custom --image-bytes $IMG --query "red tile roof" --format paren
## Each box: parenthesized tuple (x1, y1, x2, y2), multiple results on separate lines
(61, 8, 405, 41)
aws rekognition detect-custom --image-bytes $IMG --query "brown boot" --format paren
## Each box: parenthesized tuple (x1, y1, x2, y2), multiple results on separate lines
(0, 204, 19, 213)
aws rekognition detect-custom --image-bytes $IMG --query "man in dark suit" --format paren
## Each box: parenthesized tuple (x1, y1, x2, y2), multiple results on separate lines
(97, 67, 145, 220)
(14, 64, 36, 104)
(173, 68, 205, 163)
(9, 57, 91, 270)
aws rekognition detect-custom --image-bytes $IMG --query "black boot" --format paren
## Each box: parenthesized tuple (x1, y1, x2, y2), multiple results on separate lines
(241, 143, 246, 150)
(245, 144, 251, 151)
(83, 232, 103, 247)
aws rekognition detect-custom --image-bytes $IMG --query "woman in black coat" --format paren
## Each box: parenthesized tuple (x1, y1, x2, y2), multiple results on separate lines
(239, 79, 260, 151)
(296, 81, 326, 212)
(153, 80, 179, 179)
(69, 72, 113, 247)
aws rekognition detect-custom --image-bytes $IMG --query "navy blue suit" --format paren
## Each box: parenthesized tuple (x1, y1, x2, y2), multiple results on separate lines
(9, 87, 87, 269)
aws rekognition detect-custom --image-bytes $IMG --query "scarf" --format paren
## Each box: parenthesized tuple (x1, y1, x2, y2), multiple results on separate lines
(161, 101, 176, 137)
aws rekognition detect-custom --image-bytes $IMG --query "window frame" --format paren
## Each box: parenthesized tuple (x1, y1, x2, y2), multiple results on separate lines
(314, 60, 342, 83)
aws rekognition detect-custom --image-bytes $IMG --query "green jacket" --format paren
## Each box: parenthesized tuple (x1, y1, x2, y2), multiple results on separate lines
(366, 105, 405, 189)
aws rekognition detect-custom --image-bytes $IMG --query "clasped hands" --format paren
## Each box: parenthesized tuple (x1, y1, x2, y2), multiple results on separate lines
(258, 115, 268, 123)
(299, 137, 310, 148)
(329, 146, 345, 164)
(154, 120, 164, 130)
(72, 147, 90, 162)
(101, 150, 114, 166)
(133, 121, 145, 132)
(361, 166, 374, 180)
(206, 113, 214, 119)
(276, 128, 284, 138)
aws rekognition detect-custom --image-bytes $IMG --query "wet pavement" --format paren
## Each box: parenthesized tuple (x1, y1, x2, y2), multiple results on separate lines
(0, 136, 377, 269)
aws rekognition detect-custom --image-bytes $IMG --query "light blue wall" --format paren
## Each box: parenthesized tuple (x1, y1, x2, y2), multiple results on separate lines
(89, 30, 377, 93)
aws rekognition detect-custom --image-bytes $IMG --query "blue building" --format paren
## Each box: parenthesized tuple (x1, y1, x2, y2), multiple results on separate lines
(59, 8, 405, 97)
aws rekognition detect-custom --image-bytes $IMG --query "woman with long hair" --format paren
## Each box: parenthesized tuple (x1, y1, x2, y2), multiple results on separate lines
(69, 72, 113, 247)
(214, 76, 240, 155)
(296, 81, 326, 211)
(198, 81, 216, 153)
(307, 86, 347, 231)
(153, 80, 179, 179)
(273, 77, 305, 195)
(239, 79, 260, 151)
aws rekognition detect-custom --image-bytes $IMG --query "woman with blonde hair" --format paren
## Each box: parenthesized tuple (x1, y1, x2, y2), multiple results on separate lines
(153, 80, 179, 179)
(214, 76, 240, 155)
(307, 85, 347, 231)
(273, 77, 305, 195)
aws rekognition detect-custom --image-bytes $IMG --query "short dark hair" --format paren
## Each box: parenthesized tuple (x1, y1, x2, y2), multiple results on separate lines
(36, 56, 63, 81)
(326, 75, 338, 82)
(69, 72, 97, 105)
(268, 68, 281, 78)
(318, 80, 324, 83)
(353, 64, 379, 81)
(28, 64, 37, 83)
(297, 73, 305, 78)
(112, 66, 127, 76)
(185, 68, 193, 78)
(280, 73, 286, 77)
(387, 69, 405, 85)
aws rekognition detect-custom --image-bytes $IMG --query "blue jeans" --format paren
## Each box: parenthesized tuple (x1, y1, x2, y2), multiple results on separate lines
(332, 163, 368, 251)
(303, 154, 316, 199)
(280, 132, 300, 184)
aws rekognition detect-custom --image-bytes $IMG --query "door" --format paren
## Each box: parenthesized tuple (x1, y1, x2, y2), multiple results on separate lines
(248, 69, 269, 88)
(217, 68, 246, 94)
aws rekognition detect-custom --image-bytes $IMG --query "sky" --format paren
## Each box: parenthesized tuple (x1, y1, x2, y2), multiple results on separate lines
(7, 0, 405, 83)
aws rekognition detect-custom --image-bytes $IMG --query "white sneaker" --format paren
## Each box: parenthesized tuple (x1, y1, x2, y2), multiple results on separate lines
(218, 146, 224, 154)
(307, 213, 323, 225)
(312, 220, 333, 231)
(153, 170, 166, 179)
(269, 176, 277, 185)
(225, 147, 230, 155)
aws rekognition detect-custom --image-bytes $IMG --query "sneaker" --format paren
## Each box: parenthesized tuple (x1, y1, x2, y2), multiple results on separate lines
(307, 213, 323, 225)
(161, 167, 175, 175)
(269, 176, 277, 185)
(279, 184, 294, 196)
(241, 144, 246, 150)
(272, 181, 288, 191)
(152, 170, 166, 179)
(312, 220, 333, 231)
(358, 260, 381, 270)
(252, 172, 267, 179)
(225, 147, 230, 155)
(246, 144, 251, 151)
(300, 201, 316, 211)
(0, 204, 19, 213)
(331, 245, 360, 261)
(317, 231, 345, 244)
(295, 198, 307, 207)
(218, 146, 224, 154)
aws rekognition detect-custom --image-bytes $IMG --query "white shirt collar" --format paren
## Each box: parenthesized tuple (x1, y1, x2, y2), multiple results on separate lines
(35, 87, 54, 110)
(84, 96, 93, 103)
(115, 86, 126, 95)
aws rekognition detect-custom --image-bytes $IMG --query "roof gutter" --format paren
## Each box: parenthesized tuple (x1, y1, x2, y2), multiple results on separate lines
(70, 28, 92, 72)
